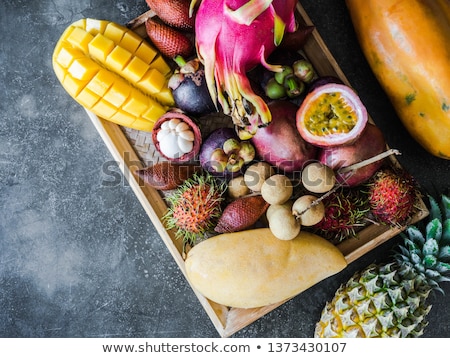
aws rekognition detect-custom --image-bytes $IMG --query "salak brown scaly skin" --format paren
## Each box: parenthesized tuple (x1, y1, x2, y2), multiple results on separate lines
(146, 0, 195, 31)
(145, 18, 194, 59)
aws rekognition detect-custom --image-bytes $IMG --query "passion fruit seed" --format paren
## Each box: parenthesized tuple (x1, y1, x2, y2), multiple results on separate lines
(302, 162, 336, 193)
(292, 195, 325, 226)
(305, 93, 357, 136)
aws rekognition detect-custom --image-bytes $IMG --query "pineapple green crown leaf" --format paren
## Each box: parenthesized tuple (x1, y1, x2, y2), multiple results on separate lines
(429, 193, 450, 223)
(428, 194, 450, 246)
(396, 194, 450, 293)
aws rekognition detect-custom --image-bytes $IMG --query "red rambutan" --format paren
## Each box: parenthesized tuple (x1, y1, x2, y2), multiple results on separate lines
(367, 168, 419, 226)
(163, 173, 226, 247)
(313, 187, 370, 243)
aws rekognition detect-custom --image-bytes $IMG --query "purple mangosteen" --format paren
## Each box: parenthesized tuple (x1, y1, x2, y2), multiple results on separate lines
(199, 127, 255, 179)
(168, 57, 217, 117)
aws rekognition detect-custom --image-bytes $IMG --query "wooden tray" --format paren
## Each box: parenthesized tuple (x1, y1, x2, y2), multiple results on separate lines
(86, 2, 429, 337)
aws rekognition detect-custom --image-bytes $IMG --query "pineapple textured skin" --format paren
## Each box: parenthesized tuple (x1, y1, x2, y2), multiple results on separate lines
(315, 195, 450, 338)
(315, 263, 431, 337)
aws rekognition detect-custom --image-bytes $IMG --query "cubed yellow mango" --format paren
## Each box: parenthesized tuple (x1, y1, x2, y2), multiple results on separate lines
(85, 18, 108, 35)
(109, 111, 137, 127)
(76, 87, 101, 108)
(103, 22, 126, 44)
(88, 33, 115, 61)
(137, 68, 166, 94)
(92, 99, 118, 119)
(122, 56, 149, 83)
(121, 91, 150, 117)
(55, 45, 85, 68)
(105, 46, 132, 73)
(62, 75, 88, 97)
(150, 55, 172, 76)
(134, 41, 158, 64)
(53, 18, 175, 131)
(130, 118, 155, 132)
(120, 31, 143, 54)
(71, 19, 86, 28)
(52, 61, 66, 82)
(141, 102, 166, 122)
(66, 27, 94, 53)
(68, 57, 99, 81)
(53, 26, 75, 54)
(86, 70, 114, 97)
(102, 80, 130, 107)
(155, 87, 175, 107)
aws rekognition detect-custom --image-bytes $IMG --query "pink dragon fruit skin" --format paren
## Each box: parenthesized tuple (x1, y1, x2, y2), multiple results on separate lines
(191, 0, 297, 139)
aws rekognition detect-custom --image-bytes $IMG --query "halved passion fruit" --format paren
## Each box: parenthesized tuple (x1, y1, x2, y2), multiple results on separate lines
(296, 83, 368, 147)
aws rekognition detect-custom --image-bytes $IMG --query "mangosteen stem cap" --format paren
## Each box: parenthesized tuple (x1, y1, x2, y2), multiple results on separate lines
(174, 55, 187, 68)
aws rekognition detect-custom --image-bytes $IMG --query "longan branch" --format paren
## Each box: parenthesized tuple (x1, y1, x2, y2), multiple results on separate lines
(337, 149, 401, 174)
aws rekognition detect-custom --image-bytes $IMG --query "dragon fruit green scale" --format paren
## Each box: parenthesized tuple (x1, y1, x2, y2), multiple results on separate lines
(190, 0, 297, 138)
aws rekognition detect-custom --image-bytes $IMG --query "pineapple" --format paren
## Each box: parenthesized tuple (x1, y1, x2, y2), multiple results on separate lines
(315, 194, 450, 338)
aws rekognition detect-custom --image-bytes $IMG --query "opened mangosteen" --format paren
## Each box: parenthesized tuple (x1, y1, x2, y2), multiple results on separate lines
(168, 57, 217, 117)
(152, 110, 202, 162)
(199, 127, 255, 179)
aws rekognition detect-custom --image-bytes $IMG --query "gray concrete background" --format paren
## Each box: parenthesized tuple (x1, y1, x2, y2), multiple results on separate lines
(1, 0, 449, 338)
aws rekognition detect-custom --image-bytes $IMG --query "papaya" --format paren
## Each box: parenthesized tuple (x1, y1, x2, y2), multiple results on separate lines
(346, 0, 450, 159)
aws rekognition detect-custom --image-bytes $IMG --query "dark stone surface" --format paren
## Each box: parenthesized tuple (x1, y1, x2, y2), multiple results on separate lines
(0, 0, 449, 338)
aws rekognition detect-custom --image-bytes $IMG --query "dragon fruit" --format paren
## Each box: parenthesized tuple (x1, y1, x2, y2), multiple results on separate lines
(190, 0, 297, 138)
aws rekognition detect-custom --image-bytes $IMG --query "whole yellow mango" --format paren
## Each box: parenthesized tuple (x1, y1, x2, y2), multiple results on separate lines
(185, 228, 347, 308)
